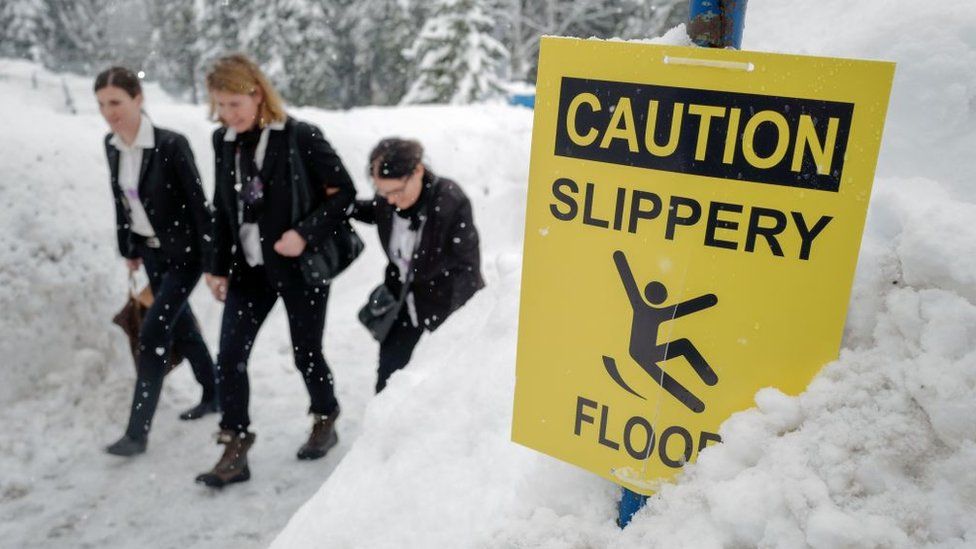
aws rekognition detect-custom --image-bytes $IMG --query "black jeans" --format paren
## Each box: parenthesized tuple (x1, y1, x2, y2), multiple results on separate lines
(125, 241, 216, 440)
(376, 306, 425, 392)
(217, 262, 339, 433)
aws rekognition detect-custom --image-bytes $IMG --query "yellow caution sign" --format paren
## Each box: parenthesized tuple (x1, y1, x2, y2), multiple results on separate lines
(512, 37, 894, 494)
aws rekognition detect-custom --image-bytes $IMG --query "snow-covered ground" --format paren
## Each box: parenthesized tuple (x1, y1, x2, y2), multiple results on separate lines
(0, 59, 529, 547)
(273, 1, 976, 548)
(2, 0, 976, 547)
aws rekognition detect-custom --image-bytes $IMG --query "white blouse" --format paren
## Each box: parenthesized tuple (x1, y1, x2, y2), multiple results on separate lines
(389, 214, 422, 326)
(110, 114, 156, 237)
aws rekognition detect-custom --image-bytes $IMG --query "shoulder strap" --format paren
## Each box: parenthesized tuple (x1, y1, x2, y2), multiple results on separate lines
(287, 120, 312, 224)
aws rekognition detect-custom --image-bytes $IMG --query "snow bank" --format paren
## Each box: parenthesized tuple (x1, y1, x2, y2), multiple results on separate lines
(273, 1, 976, 548)
(610, 176, 976, 548)
(0, 60, 126, 405)
(746, 0, 976, 197)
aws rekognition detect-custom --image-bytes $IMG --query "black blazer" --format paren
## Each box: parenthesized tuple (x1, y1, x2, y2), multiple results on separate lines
(105, 127, 213, 266)
(210, 117, 355, 286)
(352, 175, 485, 331)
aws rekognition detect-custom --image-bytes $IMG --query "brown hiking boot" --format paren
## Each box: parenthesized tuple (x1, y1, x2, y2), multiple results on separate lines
(195, 430, 256, 488)
(296, 410, 339, 460)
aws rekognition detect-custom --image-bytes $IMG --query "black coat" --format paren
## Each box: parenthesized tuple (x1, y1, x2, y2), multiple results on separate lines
(352, 175, 485, 331)
(210, 117, 355, 286)
(105, 127, 213, 265)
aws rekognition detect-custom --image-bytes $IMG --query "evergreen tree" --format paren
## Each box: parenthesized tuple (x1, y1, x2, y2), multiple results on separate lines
(0, 0, 686, 109)
(44, 0, 110, 72)
(198, 1, 254, 68)
(281, 8, 340, 108)
(500, 0, 687, 83)
(501, 0, 624, 83)
(401, 0, 508, 105)
(147, 0, 202, 102)
(243, 0, 333, 107)
(0, 0, 52, 61)
(355, 0, 419, 106)
(615, 0, 688, 40)
(317, 0, 368, 109)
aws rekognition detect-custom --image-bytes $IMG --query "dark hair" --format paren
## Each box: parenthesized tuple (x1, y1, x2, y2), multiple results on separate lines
(93, 66, 142, 98)
(368, 138, 425, 179)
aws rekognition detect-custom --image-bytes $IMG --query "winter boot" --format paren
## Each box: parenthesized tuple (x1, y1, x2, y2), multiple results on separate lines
(105, 434, 147, 457)
(296, 410, 339, 460)
(178, 399, 220, 421)
(195, 430, 256, 488)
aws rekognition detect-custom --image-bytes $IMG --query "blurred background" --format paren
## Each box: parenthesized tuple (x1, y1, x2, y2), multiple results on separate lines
(0, 0, 687, 108)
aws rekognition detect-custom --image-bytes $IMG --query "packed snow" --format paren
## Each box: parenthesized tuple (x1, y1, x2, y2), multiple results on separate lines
(2, 0, 976, 547)
(273, 1, 976, 548)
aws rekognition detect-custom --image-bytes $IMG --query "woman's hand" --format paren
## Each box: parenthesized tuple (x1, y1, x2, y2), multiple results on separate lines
(125, 258, 142, 272)
(205, 273, 228, 302)
(274, 230, 307, 257)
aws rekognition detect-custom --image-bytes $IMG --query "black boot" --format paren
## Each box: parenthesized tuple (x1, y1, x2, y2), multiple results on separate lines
(297, 410, 339, 460)
(105, 434, 147, 457)
(196, 430, 256, 488)
(179, 398, 219, 421)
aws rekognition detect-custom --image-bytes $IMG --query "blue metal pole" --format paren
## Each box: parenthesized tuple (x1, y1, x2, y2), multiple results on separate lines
(616, 0, 749, 530)
(617, 488, 649, 527)
(688, 0, 749, 49)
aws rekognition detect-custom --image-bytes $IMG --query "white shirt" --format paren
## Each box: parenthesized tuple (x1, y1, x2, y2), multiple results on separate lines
(224, 120, 286, 267)
(110, 114, 156, 237)
(389, 213, 422, 326)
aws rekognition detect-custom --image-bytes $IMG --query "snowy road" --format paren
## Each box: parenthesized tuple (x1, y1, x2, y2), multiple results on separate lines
(0, 222, 385, 548)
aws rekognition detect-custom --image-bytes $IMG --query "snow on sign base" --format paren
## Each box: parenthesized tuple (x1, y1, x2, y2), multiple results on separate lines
(512, 37, 895, 495)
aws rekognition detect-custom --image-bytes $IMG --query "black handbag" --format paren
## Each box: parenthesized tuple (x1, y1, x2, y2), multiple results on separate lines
(288, 122, 364, 287)
(357, 177, 432, 341)
(297, 220, 365, 287)
(358, 284, 406, 342)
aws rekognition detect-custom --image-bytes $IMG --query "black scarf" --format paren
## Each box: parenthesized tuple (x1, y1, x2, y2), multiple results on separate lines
(236, 128, 265, 223)
(394, 174, 433, 231)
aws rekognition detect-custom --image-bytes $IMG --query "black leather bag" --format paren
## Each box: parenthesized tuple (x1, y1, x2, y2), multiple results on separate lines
(358, 284, 404, 342)
(298, 220, 365, 287)
(288, 123, 364, 287)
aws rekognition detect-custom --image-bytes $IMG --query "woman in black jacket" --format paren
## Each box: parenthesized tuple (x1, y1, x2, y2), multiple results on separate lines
(95, 67, 217, 456)
(196, 55, 355, 487)
(353, 138, 485, 392)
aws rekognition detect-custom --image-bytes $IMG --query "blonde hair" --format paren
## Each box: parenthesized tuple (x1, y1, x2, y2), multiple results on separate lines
(205, 54, 287, 127)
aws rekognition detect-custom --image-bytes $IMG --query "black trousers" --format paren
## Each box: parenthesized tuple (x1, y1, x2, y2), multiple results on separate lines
(125, 241, 216, 440)
(217, 262, 339, 433)
(376, 306, 425, 392)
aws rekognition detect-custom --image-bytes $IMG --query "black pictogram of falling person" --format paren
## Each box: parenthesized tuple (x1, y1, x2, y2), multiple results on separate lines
(602, 250, 718, 413)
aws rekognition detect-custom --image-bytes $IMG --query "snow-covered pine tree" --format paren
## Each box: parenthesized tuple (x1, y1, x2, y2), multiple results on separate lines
(354, 0, 419, 106)
(401, 0, 509, 105)
(0, 0, 52, 61)
(279, 1, 340, 108)
(147, 0, 202, 103)
(497, 0, 687, 84)
(615, 0, 688, 40)
(315, 0, 363, 109)
(501, 0, 626, 83)
(240, 0, 338, 108)
(44, 0, 110, 73)
(198, 1, 254, 71)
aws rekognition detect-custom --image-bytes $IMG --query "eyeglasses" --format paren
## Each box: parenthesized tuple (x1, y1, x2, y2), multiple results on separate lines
(374, 175, 410, 199)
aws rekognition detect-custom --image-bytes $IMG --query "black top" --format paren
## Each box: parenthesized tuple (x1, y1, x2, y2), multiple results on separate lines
(210, 117, 356, 286)
(105, 126, 213, 266)
(352, 174, 485, 331)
